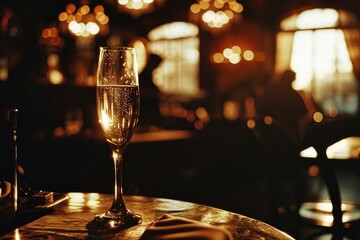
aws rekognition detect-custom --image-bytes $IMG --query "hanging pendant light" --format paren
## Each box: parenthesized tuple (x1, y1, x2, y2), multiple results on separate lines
(58, 1, 109, 38)
(117, 0, 165, 17)
(189, 0, 243, 34)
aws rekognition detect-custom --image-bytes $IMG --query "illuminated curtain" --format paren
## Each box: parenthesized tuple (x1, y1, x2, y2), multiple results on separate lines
(343, 28, 360, 114)
(275, 31, 294, 81)
(343, 29, 360, 81)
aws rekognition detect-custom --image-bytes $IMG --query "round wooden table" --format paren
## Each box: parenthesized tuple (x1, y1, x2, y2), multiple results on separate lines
(1, 193, 294, 239)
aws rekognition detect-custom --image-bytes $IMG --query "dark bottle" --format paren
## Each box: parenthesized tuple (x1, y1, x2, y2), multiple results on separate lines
(0, 109, 18, 222)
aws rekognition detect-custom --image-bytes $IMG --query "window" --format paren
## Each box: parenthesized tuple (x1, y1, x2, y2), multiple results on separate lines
(276, 8, 359, 116)
(147, 22, 200, 95)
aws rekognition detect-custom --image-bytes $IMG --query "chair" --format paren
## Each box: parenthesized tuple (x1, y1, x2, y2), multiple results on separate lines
(298, 116, 360, 238)
(246, 115, 301, 232)
(189, 116, 299, 229)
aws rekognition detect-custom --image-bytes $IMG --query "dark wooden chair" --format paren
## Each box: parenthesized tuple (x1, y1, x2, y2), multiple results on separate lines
(299, 116, 360, 239)
(246, 115, 301, 233)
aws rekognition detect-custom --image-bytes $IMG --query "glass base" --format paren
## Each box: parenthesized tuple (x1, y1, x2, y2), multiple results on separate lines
(87, 210, 142, 233)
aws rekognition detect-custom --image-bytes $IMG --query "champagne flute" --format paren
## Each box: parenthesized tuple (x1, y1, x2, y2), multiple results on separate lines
(94, 47, 141, 229)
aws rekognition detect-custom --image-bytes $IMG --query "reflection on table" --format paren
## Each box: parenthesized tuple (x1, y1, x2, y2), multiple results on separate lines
(299, 135, 360, 228)
(1, 193, 294, 240)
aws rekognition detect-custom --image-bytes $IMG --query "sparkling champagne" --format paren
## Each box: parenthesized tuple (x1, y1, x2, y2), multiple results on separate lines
(97, 85, 140, 146)
(93, 47, 142, 228)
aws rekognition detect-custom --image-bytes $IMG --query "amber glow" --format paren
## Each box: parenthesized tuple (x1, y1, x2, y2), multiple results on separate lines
(39, 27, 63, 47)
(65, 109, 83, 136)
(117, 0, 165, 17)
(48, 70, 63, 84)
(99, 92, 111, 131)
(196, 107, 210, 124)
(46, 54, 64, 84)
(264, 116, 273, 125)
(194, 120, 204, 130)
(185, 111, 196, 122)
(246, 119, 256, 129)
(58, 4, 109, 38)
(313, 112, 324, 123)
(243, 50, 254, 61)
(308, 165, 319, 177)
(100, 111, 111, 131)
(254, 51, 266, 61)
(189, 0, 243, 33)
(211, 45, 264, 64)
(223, 100, 240, 120)
(14, 229, 20, 240)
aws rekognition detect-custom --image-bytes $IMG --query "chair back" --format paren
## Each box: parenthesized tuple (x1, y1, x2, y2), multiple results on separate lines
(300, 116, 360, 234)
(302, 117, 360, 152)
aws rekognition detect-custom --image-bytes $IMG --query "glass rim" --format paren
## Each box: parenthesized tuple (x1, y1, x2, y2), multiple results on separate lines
(100, 46, 134, 51)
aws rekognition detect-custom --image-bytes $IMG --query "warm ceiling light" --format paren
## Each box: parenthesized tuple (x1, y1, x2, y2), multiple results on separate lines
(211, 45, 264, 64)
(39, 27, 63, 47)
(58, 3, 109, 38)
(117, 0, 165, 17)
(189, 0, 243, 33)
(148, 21, 199, 41)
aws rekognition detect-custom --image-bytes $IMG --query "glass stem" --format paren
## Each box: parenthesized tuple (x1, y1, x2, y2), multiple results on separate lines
(110, 148, 126, 214)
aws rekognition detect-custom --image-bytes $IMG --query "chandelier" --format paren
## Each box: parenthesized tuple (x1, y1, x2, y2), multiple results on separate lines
(117, 0, 165, 17)
(189, 0, 243, 33)
(58, 2, 109, 38)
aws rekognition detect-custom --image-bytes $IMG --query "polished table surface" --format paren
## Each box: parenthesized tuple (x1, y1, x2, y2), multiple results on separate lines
(1, 193, 294, 239)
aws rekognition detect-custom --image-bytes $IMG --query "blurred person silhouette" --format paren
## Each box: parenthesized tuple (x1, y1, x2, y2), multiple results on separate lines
(139, 53, 162, 127)
(256, 69, 309, 144)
